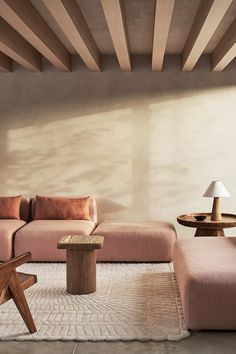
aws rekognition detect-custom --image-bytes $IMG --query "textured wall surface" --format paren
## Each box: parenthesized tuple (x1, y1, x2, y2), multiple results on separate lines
(0, 55, 236, 237)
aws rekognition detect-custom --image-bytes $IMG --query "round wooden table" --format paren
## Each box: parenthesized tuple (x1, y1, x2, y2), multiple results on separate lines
(177, 213, 236, 237)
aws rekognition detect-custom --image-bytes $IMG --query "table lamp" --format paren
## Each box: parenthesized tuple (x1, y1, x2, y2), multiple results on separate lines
(203, 180, 230, 221)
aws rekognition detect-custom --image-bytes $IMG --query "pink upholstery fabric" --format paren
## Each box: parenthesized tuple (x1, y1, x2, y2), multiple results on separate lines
(92, 221, 177, 261)
(14, 220, 96, 261)
(173, 237, 236, 330)
(0, 219, 26, 261)
(31, 197, 97, 223)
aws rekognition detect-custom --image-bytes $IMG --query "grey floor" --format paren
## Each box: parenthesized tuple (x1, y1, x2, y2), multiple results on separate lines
(0, 332, 236, 354)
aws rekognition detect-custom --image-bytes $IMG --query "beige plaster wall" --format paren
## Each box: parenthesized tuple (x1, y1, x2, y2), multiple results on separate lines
(0, 55, 236, 237)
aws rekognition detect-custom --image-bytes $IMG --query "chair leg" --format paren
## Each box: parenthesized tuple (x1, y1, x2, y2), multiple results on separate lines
(8, 270, 37, 334)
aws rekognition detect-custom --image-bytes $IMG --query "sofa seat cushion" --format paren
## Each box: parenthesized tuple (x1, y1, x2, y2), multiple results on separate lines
(92, 220, 176, 261)
(14, 220, 96, 261)
(173, 237, 236, 330)
(0, 219, 26, 261)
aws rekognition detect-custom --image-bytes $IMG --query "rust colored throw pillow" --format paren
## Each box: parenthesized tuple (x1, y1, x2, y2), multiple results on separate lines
(34, 196, 91, 220)
(0, 195, 22, 219)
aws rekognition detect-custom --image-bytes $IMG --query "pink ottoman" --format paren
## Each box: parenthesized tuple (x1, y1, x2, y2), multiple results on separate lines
(173, 237, 236, 330)
(92, 220, 177, 262)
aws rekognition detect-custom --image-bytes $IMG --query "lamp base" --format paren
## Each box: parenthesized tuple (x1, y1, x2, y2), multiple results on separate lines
(211, 197, 222, 221)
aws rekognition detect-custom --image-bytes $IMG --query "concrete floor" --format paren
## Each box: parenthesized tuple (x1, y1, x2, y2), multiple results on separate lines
(0, 332, 236, 354)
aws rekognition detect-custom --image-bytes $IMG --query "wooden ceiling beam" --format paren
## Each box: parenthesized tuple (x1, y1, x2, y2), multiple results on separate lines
(101, 0, 131, 71)
(42, 0, 100, 71)
(152, 0, 175, 71)
(0, 19, 41, 71)
(0, 0, 70, 71)
(182, 0, 233, 71)
(0, 52, 11, 72)
(212, 19, 236, 71)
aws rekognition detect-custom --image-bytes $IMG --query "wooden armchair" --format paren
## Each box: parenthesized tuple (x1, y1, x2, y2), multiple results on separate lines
(0, 252, 37, 333)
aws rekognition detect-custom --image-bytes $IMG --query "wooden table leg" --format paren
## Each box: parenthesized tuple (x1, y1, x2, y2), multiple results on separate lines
(194, 228, 225, 237)
(66, 249, 96, 295)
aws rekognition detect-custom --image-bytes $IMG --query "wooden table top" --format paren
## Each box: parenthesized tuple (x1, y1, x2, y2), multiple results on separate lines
(177, 213, 236, 229)
(57, 235, 104, 250)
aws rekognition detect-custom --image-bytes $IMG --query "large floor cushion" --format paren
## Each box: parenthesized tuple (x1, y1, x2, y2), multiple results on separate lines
(92, 221, 176, 261)
(173, 237, 236, 330)
(0, 220, 26, 261)
(14, 220, 96, 261)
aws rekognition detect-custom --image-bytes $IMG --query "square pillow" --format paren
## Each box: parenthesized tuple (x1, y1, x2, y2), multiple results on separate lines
(34, 195, 91, 220)
(0, 195, 22, 219)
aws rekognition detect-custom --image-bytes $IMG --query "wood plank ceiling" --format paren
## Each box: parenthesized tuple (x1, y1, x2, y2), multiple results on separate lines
(0, 0, 235, 73)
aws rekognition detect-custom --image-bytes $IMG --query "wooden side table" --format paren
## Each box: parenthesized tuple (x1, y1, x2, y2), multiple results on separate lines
(57, 235, 104, 295)
(177, 213, 236, 237)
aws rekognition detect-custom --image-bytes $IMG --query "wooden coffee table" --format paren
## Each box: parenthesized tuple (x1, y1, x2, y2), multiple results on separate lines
(57, 235, 104, 295)
(177, 213, 236, 237)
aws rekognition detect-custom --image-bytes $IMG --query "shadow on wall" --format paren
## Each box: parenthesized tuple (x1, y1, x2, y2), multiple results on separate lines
(0, 55, 236, 226)
(1, 54, 236, 130)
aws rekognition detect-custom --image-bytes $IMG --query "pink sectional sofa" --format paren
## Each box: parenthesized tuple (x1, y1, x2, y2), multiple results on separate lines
(173, 237, 236, 330)
(2, 197, 177, 262)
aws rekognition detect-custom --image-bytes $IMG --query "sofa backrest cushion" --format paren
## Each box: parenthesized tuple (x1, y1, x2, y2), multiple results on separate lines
(0, 195, 22, 219)
(20, 197, 30, 222)
(31, 196, 98, 223)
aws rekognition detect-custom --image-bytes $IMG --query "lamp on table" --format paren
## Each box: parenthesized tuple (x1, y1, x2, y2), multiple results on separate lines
(203, 180, 230, 221)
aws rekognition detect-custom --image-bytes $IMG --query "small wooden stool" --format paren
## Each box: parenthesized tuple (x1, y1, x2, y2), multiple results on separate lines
(57, 235, 104, 295)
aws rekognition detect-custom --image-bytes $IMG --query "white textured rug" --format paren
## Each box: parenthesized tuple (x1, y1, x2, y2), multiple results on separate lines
(0, 263, 189, 341)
